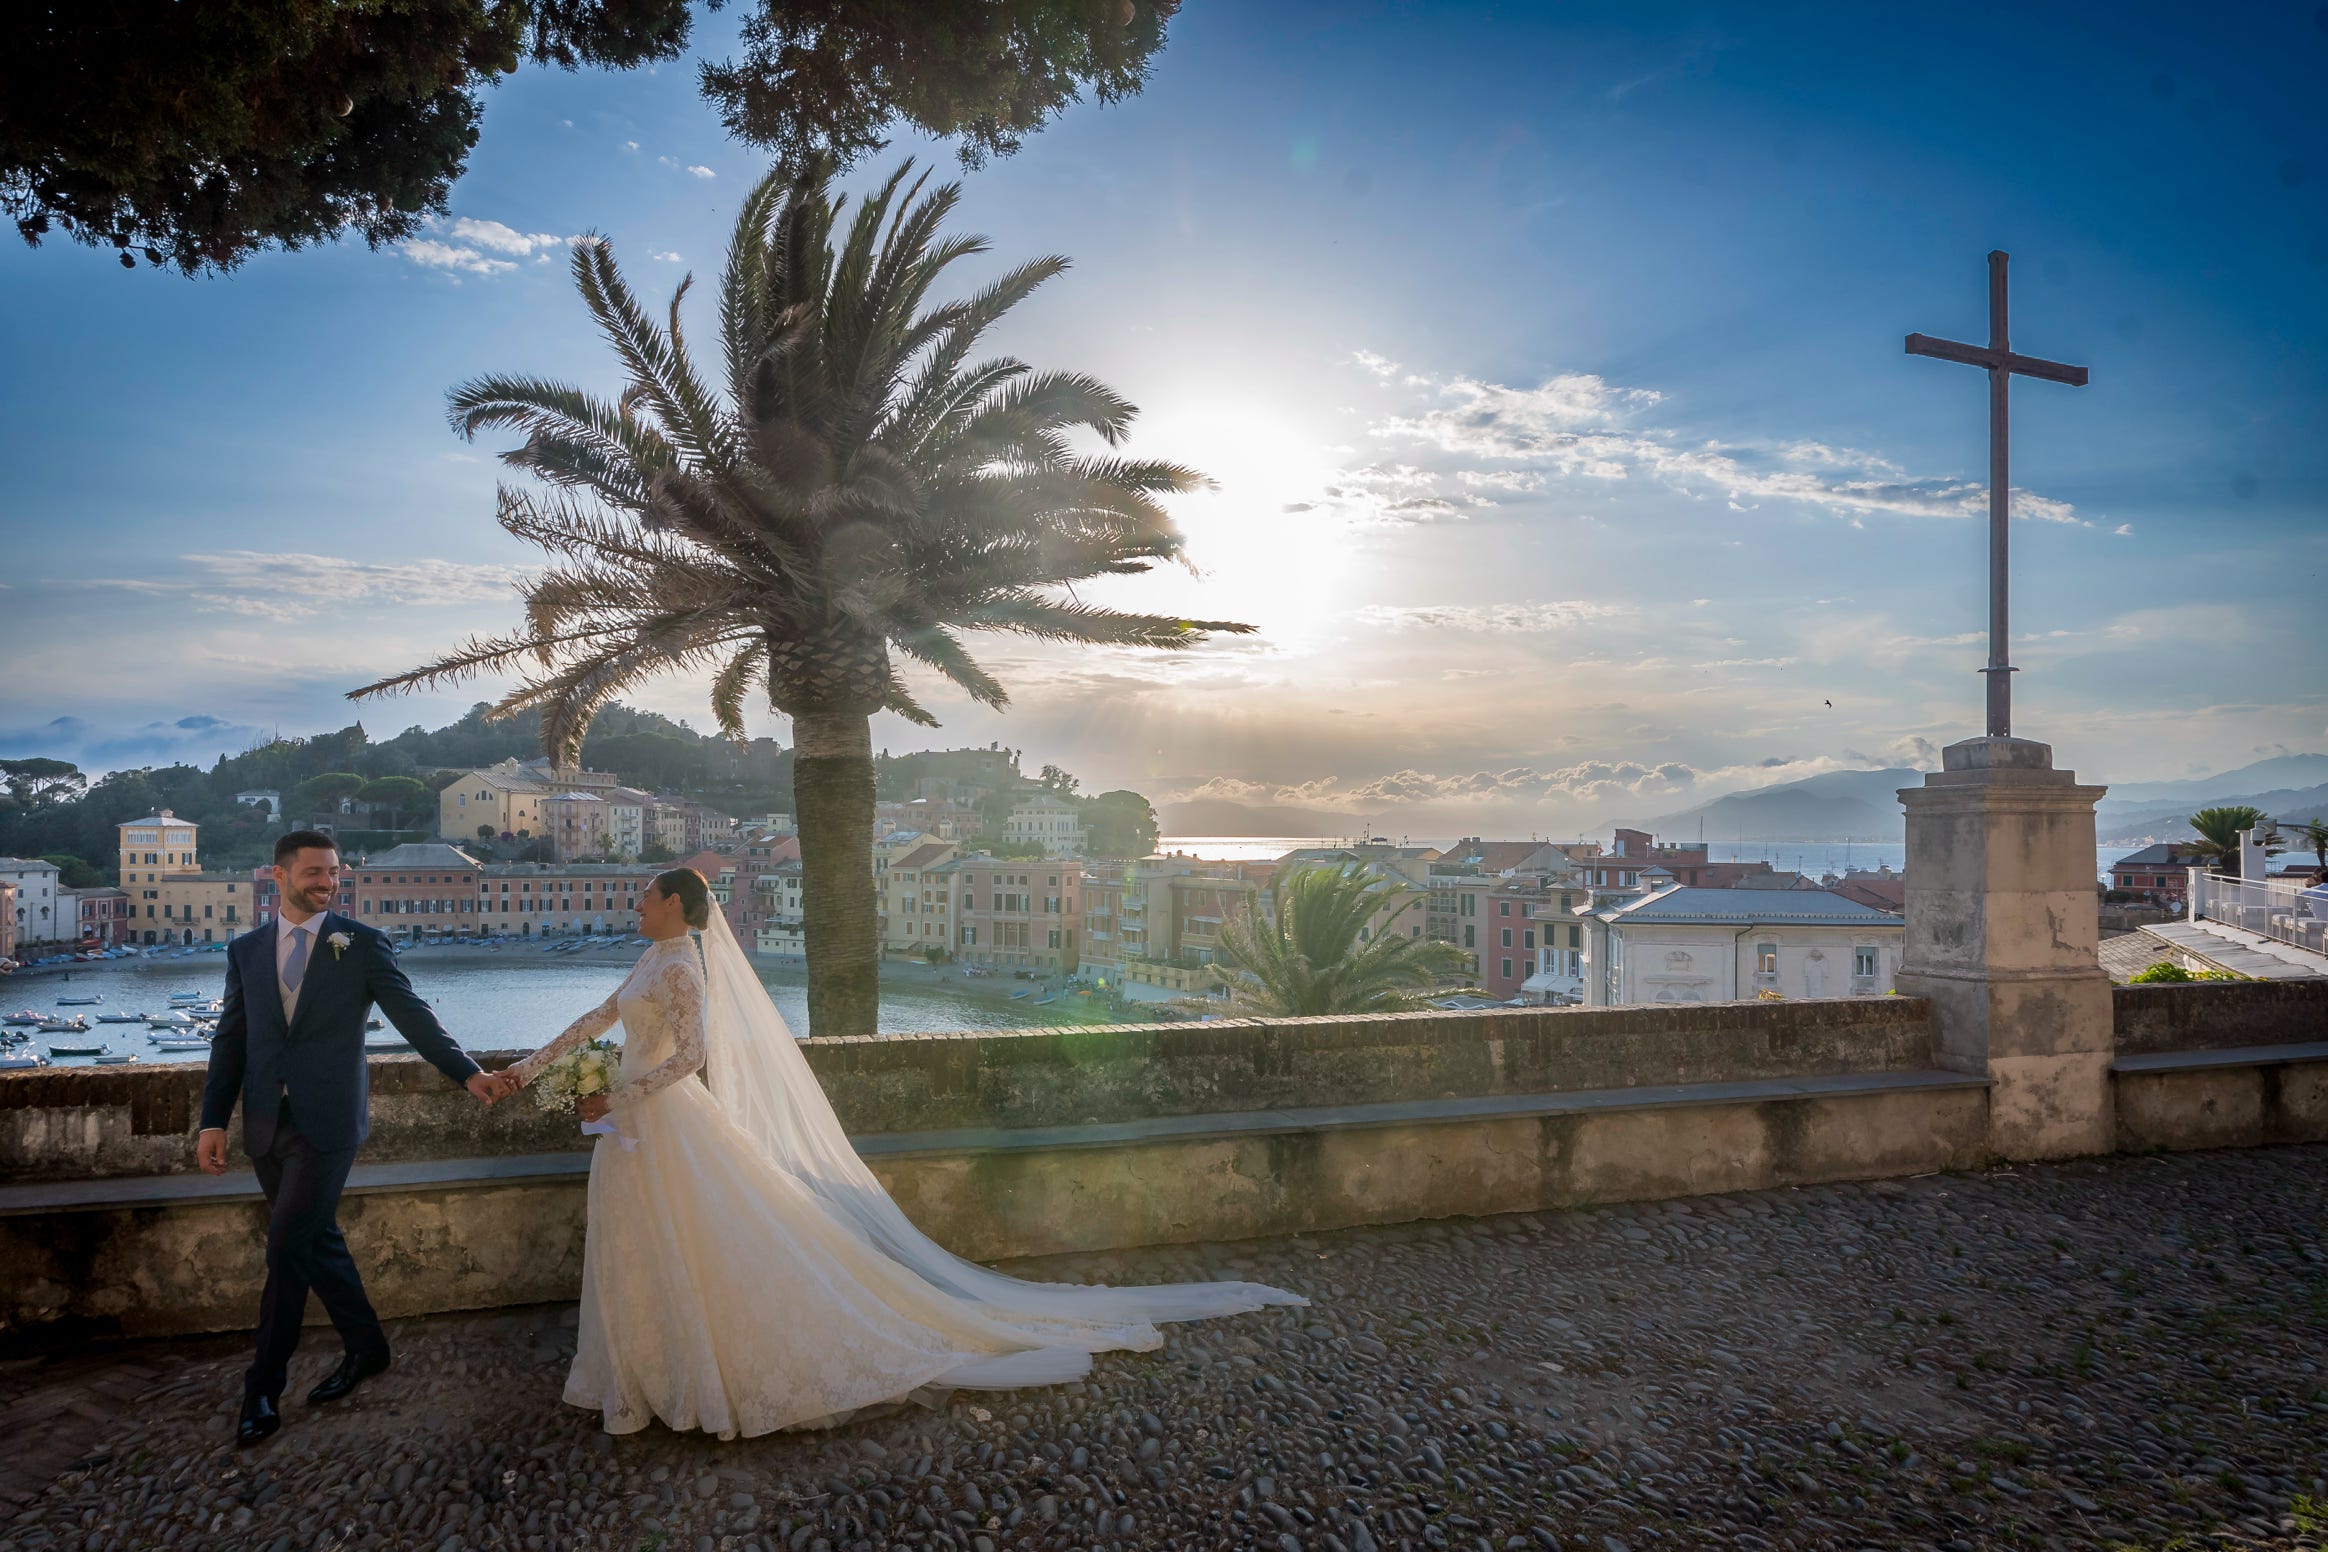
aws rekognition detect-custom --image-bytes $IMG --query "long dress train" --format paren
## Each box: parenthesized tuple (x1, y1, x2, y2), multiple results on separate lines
(507, 920, 1302, 1437)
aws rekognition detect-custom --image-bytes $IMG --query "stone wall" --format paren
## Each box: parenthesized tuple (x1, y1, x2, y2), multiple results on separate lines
(0, 997, 1938, 1184)
(2111, 979, 2328, 1055)
(4, 984, 2323, 1350)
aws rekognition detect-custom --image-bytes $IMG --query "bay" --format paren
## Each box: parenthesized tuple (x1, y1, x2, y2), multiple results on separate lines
(5, 947, 1121, 1069)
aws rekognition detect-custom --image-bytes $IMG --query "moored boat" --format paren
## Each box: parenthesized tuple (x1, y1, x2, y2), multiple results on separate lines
(46, 1042, 105, 1057)
(95, 1011, 146, 1022)
(55, 995, 103, 1006)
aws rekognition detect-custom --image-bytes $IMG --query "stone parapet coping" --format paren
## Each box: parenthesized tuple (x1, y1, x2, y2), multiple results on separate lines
(2112, 1041, 2328, 1074)
(0, 1067, 1986, 1217)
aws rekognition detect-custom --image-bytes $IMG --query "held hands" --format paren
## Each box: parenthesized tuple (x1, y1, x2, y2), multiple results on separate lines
(466, 1072, 512, 1107)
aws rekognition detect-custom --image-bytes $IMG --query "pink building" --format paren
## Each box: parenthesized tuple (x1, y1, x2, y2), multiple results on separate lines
(953, 857, 1081, 973)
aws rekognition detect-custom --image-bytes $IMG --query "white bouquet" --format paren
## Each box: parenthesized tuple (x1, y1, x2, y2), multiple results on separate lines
(532, 1037, 622, 1114)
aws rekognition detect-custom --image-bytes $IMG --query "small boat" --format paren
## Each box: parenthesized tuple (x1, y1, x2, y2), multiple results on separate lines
(146, 1010, 198, 1027)
(1034, 994, 1057, 1005)
(38, 1016, 91, 1034)
(150, 1038, 212, 1052)
(46, 1043, 105, 1057)
(363, 1035, 410, 1051)
(365, 1017, 382, 1031)
(55, 995, 102, 1006)
(91, 1053, 137, 1066)
(167, 991, 204, 1004)
(96, 1011, 146, 1023)
(0, 1050, 46, 1070)
(2, 1010, 41, 1026)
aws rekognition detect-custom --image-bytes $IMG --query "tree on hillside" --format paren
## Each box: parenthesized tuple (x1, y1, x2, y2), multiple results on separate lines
(1212, 864, 1470, 1017)
(0, 758, 86, 810)
(356, 158, 1248, 1037)
(291, 772, 368, 823)
(41, 853, 105, 889)
(1080, 789, 1158, 859)
(357, 776, 433, 832)
(4, 0, 1176, 274)
(2186, 806, 2277, 878)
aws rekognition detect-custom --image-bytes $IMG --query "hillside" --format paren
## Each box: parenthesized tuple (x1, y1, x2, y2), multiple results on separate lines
(2102, 754, 2328, 806)
(1643, 767, 1925, 842)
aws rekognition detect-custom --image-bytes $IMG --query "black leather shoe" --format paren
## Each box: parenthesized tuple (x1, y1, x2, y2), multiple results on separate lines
(236, 1393, 280, 1447)
(306, 1349, 390, 1405)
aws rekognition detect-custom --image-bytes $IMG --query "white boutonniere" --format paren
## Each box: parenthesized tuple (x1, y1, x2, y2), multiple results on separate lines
(327, 931, 353, 960)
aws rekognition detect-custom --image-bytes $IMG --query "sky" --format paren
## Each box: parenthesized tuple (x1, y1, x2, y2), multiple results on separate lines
(2, 1, 2322, 837)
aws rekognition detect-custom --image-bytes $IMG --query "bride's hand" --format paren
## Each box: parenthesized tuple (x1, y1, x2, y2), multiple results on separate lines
(576, 1094, 610, 1123)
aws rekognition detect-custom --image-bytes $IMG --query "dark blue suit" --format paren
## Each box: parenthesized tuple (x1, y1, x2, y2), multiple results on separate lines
(201, 914, 481, 1399)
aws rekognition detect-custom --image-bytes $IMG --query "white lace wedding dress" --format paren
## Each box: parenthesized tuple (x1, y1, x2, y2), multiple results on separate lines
(507, 918, 1302, 1438)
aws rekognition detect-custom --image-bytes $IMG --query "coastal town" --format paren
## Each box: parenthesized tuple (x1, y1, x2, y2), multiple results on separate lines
(7, 741, 2319, 1034)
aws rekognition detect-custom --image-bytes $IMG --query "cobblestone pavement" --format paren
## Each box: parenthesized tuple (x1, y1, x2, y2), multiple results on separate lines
(3, 1145, 2323, 1552)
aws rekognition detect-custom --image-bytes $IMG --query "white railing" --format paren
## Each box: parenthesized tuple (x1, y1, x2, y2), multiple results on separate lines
(2191, 871, 2328, 957)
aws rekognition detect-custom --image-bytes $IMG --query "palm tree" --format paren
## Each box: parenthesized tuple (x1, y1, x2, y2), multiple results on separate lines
(2288, 818, 2328, 876)
(354, 158, 1249, 1036)
(1212, 864, 1472, 1017)
(2186, 805, 2275, 877)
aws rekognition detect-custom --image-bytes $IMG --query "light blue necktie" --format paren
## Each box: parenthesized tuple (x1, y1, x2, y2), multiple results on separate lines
(283, 924, 309, 994)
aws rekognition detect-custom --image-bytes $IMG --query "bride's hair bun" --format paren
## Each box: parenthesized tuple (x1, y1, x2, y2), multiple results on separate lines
(652, 867, 713, 929)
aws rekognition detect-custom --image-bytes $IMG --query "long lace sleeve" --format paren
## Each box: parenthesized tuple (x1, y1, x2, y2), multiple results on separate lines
(608, 956, 707, 1107)
(508, 988, 621, 1087)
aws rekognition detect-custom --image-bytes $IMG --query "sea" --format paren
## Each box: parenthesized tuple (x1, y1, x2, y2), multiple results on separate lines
(1159, 835, 2135, 881)
(5, 952, 1120, 1070)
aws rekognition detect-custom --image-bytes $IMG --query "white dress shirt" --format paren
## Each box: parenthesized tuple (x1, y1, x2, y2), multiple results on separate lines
(276, 911, 323, 1020)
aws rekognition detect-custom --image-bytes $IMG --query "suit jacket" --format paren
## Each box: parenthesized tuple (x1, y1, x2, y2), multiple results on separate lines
(200, 914, 481, 1155)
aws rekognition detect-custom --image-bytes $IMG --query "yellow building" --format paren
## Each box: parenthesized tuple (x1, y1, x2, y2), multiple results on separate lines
(135, 874, 254, 946)
(438, 761, 553, 844)
(118, 810, 201, 889)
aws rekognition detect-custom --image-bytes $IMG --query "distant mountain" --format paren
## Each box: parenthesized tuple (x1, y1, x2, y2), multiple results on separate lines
(2097, 782, 2328, 843)
(1644, 768, 1925, 843)
(1156, 796, 1353, 837)
(2101, 753, 2328, 805)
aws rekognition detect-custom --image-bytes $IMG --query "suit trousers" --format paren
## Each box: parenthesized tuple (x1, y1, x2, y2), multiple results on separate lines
(245, 1100, 387, 1400)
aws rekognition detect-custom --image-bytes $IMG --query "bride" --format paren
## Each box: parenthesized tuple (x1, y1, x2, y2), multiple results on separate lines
(492, 868, 1302, 1438)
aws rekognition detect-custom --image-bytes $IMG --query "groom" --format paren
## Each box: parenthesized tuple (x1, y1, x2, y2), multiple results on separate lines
(198, 830, 502, 1447)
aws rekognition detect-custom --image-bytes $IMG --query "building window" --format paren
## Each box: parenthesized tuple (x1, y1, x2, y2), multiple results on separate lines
(1757, 943, 1777, 976)
(1498, 901, 1510, 917)
(1524, 929, 1536, 950)
(1500, 928, 1512, 948)
(1500, 958, 1513, 979)
(1854, 947, 1877, 978)
(1463, 924, 1475, 949)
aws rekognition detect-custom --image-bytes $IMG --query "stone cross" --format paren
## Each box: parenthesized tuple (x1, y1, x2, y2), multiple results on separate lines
(1906, 250, 2089, 739)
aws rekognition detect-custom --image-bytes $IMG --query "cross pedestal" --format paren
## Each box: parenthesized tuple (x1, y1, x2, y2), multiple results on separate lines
(1897, 736, 2115, 1160)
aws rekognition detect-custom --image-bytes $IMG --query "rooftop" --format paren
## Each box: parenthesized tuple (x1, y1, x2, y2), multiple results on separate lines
(3, 1147, 2319, 1550)
(358, 843, 483, 871)
(1598, 885, 1905, 927)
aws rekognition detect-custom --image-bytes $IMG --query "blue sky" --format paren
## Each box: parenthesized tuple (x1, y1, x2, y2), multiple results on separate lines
(2, 1, 2321, 833)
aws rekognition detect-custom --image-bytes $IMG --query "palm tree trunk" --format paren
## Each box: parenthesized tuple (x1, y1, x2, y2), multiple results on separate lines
(791, 709, 879, 1038)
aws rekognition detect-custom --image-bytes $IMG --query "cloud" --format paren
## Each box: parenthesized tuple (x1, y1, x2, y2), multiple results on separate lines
(399, 240, 514, 277)
(401, 219, 582, 278)
(686, 165, 716, 180)
(1177, 758, 1703, 815)
(446, 218, 570, 257)
(1359, 355, 2092, 527)
(79, 552, 528, 622)
(1375, 372, 1664, 458)
(1359, 601, 1633, 633)
(650, 250, 685, 264)
(1351, 350, 1400, 378)
(2113, 523, 2134, 536)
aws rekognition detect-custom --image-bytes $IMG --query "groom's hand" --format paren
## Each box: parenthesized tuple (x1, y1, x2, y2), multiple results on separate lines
(465, 1073, 503, 1107)
(196, 1128, 229, 1176)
